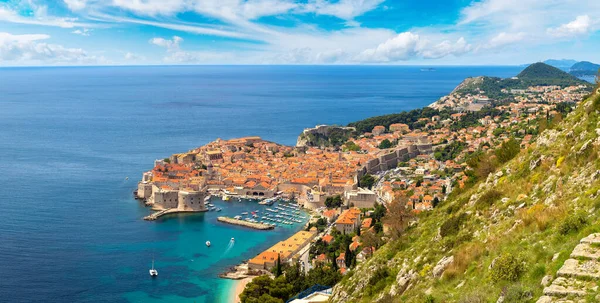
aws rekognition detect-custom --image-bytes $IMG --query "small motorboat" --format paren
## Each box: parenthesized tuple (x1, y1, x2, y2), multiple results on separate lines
(206, 241, 211, 247)
(149, 257, 158, 277)
(231, 237, 235, 242)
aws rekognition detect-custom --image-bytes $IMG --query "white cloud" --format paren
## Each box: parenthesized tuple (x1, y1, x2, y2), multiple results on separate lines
(149, 36, 183, 50)
(0, 5, 91, 28)
(487, 32, 526, 48)
(356, 32, 421, 62)
(163, 50, 237, 64)
(547, 15, 593, 37)
(110, 0, 186, 16)
(355, 32, 471, 62)
(72, 28, 92, 36)
(64, 0, 88, 11)
(124, 52, 145, 61)
(420, 37, 471, 59)
(303, 0, 385, 20)
(0, 32, 103, 64)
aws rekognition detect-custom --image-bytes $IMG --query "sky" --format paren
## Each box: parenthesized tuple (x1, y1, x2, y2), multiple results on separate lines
(0, 0, 599, 66)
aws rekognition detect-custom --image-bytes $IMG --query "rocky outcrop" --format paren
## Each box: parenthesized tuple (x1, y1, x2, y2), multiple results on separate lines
(432, 256, 454, 278)
(296, 125, 355, 147)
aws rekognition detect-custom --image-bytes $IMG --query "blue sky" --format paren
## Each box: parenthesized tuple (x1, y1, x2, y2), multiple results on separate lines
(0, 0, 599, 65)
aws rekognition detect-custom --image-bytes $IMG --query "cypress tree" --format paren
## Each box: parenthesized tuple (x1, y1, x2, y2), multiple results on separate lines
(275, 254, 282, 277)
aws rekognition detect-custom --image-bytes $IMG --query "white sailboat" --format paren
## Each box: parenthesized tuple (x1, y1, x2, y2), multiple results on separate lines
(149, 257, 158, 277)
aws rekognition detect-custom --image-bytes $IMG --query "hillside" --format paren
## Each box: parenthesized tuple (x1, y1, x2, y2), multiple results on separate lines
(516, 62, 588, 86)
(331, 85, 600, 302)
(449, 63, 591, 100)
(570, 61, 600, 77)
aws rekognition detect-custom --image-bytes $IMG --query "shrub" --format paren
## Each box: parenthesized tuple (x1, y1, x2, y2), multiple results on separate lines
(491, 254, 525, 282)
(476, 189, 503, 209)
(558, 212, 588, 235)
(458, 291, 487, 303)
(368, 267, 389, 286)
(503, 284, 533, 303)
(440, 213, 468, 237)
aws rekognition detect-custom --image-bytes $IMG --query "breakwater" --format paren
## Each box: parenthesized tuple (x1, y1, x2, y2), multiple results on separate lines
(217, 216, 274, 230)
(143, 208, 206, 221)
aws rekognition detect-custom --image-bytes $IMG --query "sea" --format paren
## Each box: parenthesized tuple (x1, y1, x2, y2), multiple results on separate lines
(0, 65, 524, 303)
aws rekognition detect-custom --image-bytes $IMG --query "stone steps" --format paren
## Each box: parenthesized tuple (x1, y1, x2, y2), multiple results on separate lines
(543, 276, 597, 297)
(570, 243, 600, 260)
(536, 234, 600, 303)
(557, 258, 600, 279)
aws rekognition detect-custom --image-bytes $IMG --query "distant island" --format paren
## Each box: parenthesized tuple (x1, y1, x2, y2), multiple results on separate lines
(569, 61, 600, 77)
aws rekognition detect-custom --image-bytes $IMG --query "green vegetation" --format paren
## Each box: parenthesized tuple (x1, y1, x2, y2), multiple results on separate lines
(344, 141, 361, 152)
(440, 213, 468, 237)
(490, 254, 526, 283)
(360, 174, 376, 189)
(569, 61, 600, 77)
(348, 107, 447, 134)
(455, 63, 591, 99)
(240, 264, 342, 303)
(330, 88, 600, 303)
(325, 195, 343, 208)
(299, 126, 353, 147)
(434, 141, 467, 161)
(378, 139, 393, 149)
(558, 212, 588, 235)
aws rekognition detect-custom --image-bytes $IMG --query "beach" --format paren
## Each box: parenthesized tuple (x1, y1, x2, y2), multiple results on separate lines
(230, 277, 253, 303)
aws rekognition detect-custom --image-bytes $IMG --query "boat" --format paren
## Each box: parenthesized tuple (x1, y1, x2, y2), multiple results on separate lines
(216, 208, 222, 212)
(223, 195, 230, 201)
(241, 212, 248, 215)
(204, 196, 211, 202)
(206, 241, 211, 247)
(234, 215, 242, 220)
(149, 257, 158, 277)
(231, 237, 235, 242)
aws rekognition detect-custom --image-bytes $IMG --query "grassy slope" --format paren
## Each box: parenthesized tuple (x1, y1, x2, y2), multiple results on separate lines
(331, 87, 600, 303)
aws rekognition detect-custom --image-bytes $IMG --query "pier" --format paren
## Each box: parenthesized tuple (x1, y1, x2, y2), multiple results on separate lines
(143, 208, 206, 221)
(217, 216, 274, 230)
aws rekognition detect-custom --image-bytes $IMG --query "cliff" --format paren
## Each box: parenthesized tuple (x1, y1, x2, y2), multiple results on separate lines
(331, 86, 600, 302)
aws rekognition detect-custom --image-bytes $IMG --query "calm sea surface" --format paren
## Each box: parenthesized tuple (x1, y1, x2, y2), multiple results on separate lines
(0, 65, 523, 302)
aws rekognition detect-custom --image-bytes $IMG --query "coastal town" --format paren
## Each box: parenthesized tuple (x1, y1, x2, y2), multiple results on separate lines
(135, 75, 593, 302)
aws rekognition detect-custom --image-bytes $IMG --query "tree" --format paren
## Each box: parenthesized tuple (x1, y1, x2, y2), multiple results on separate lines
(372, 203, 387, 222)
(378, 139, 393, 149)
(275, 254, 282, 277)
(344, 141, 361, 152)
(433, 197, 440, 208)
(495, 138, 520, 164)
(356, 225, 361, 236)
(325, 195, 343, 208)
(331, 252, 338, 271)
(345, 244, 354, 268)
(382, 196, 413, 240)
(361, 230, 382, 250)
(240, 275, 276, 303)
(360, 174, 376, 189)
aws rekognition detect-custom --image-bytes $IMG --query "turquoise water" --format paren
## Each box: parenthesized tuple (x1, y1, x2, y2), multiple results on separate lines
(0, 65, 525, 302)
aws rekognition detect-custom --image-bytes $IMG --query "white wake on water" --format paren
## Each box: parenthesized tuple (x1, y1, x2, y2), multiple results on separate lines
(224, 239, 235, 254)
